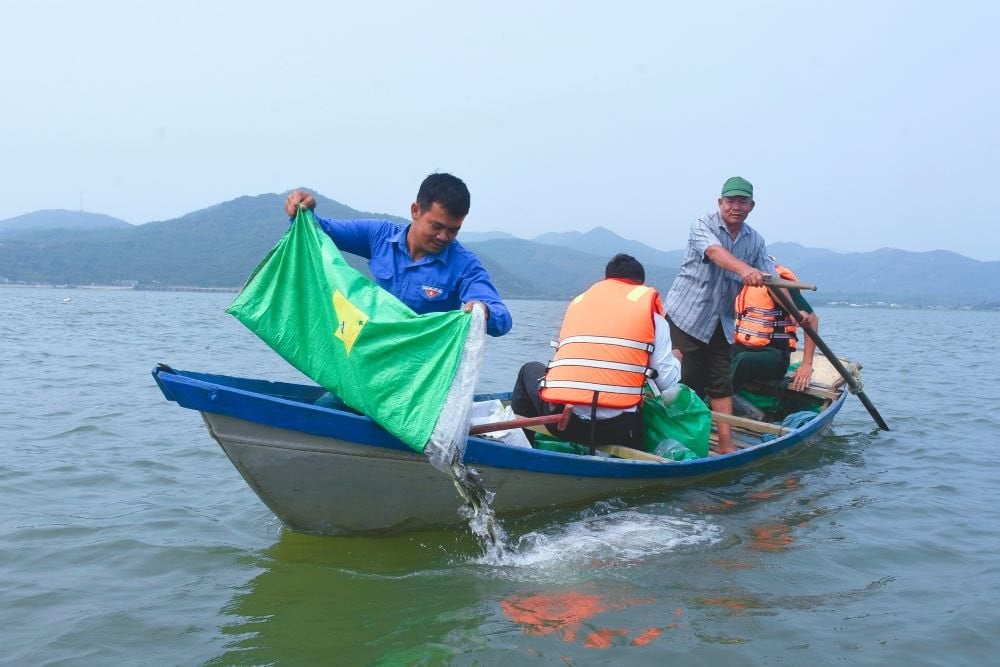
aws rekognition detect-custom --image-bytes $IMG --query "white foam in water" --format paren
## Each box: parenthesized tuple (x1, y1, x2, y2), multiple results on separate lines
(474, 501, 723, 576)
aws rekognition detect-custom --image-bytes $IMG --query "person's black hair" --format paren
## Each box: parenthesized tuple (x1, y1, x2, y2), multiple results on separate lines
(605, 253, 645, 283)
(416, 173, 470, 218)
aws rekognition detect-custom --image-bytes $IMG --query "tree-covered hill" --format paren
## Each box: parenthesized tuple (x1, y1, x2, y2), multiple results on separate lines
(0, 192, 395, 287)
(768, 242, 1000, 309)
(0, 209, 132, 235)
(2, 192, 999, 309)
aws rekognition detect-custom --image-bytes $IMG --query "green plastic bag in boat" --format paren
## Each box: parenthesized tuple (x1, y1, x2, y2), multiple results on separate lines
(641, 384, 710, 459)
(528, 384, 710, 460)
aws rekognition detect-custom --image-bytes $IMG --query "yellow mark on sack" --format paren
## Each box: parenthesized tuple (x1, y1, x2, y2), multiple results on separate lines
(332, 290, 369, 355)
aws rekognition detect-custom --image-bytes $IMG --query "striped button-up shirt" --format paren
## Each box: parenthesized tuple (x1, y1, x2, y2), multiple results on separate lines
(663, 211, 774, 344)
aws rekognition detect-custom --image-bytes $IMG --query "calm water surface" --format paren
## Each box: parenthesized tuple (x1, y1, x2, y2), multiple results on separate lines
(2, 287, 998, 665)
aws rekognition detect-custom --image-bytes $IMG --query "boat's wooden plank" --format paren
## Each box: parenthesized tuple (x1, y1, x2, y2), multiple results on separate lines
(728, 425, 772, 439)
(594, 445, 669, 462)
(711, 410, 788, 436)
(787, 350, 860, 396)
(525, 425, 671, 462)
(803, 386, 841, 400)
(741, 377, 839, 402)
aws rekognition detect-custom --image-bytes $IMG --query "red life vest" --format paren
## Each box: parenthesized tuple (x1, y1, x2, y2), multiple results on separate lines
(539, 279, 662, 409)
(734, 265, 799, 349)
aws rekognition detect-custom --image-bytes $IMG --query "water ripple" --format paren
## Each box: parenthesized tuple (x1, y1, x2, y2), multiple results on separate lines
(2, 289, 999, 664)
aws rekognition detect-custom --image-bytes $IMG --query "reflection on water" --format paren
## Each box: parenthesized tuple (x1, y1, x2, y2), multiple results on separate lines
(210, 501, 724, 663)
(208, 531, 484, 666)
(500, 588, 672, 648)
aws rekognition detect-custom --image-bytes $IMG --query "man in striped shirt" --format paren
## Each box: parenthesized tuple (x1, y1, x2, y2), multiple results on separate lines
(663, 176, 776, 453)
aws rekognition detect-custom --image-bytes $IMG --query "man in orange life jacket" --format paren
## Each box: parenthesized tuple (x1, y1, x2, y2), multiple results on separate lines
(510, 254, 682, 449)
(731, 263, 819, 393)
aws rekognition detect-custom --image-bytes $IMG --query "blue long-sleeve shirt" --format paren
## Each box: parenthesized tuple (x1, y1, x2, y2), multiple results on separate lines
(313, 215, 513, 337)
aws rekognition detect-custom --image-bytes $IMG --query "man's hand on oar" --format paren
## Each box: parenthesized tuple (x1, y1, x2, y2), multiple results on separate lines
(763, 274, 817, 291)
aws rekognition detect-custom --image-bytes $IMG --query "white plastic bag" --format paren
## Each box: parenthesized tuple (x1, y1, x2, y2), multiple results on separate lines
(469, 400, 532, 448)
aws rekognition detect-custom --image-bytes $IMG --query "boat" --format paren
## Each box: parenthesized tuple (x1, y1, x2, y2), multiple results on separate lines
(152, 349, 856, 536)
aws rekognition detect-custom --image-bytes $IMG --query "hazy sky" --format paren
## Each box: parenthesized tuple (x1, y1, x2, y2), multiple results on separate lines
(2, 1, 997, 259)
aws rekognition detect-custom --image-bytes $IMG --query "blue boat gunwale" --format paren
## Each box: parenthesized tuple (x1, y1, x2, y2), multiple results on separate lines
(153, 365, 846, 479)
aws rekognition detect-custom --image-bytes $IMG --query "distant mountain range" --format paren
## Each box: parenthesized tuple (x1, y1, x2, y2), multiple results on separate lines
(0, 209, 132, 234)
(1, 193, 998, 309)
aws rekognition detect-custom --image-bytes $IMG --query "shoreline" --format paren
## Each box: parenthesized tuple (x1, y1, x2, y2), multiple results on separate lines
(0, 283, 239, 293)
(1, 283, 997, 311)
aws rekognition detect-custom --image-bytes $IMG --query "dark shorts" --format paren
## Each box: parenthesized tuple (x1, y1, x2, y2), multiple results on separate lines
(510, 361, 643, 448)
(666, 318, 733, 399)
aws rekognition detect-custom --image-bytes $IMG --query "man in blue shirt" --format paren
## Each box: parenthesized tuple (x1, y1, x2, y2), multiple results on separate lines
(663, 176, 775, 453)
(284, 173, 512, 337)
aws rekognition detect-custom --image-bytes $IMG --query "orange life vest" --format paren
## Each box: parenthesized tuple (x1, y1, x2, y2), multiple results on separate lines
(539, 279, 662, 409)
(734, 265, 799, 349)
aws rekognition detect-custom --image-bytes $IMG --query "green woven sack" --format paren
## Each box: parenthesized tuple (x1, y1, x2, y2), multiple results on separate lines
(226, 209, 472, 452)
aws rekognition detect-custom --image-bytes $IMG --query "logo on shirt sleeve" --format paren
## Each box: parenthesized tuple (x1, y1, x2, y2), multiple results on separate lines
(421, 285, 444, 300)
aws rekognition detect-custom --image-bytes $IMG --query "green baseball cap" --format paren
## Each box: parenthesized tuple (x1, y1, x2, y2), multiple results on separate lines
(721, 176, 753, 198)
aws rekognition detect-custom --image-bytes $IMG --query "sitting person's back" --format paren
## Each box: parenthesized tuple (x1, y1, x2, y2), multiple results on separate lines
(511, 254, 682, 449)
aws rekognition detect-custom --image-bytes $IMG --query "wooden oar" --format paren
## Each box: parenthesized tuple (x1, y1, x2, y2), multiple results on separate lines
(766, 284, 890, 431)
(763, 274, 816, 291)
(469, 405, 573, 436)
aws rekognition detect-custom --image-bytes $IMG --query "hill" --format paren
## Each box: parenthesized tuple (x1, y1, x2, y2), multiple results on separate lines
(532, 227, 684, 270)
(1, 192, 999, 309)
(464, 237, 683, 300)
(0, 192, 400, 287)
(456, 230, 520, 242)
(0, 209, 132, 236)
(767, 242, 1000, 308)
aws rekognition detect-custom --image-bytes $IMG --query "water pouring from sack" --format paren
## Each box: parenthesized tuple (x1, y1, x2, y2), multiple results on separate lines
(423, 306, 509, 561)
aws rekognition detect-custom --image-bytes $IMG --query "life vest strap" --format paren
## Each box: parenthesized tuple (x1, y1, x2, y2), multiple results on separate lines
(539, 379, 646, 395)
(547, 357, 652, 375)
(742, 305, 785, 318)
(735, 325, 795, 340)
(556, 334, 654, 353)
(738, 313, 795, 327)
